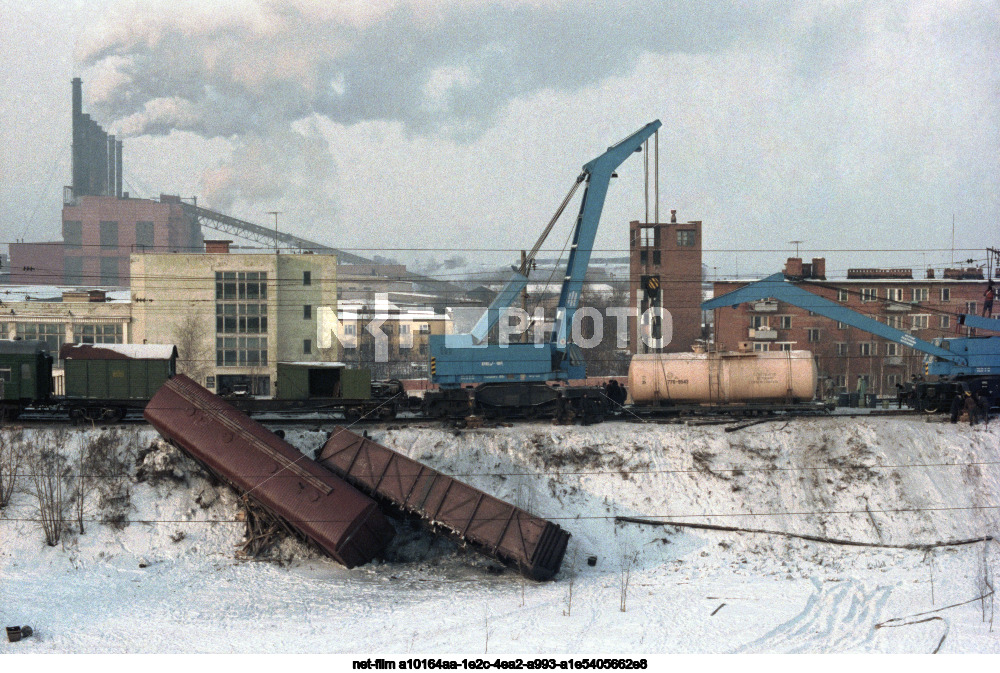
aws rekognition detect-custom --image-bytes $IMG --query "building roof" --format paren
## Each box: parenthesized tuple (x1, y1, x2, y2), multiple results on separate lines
(60, 343, 177, 360)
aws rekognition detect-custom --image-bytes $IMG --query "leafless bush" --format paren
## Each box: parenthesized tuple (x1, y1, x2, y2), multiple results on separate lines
(619, 548, 638, 612)
(0, 427, 26, 509)
(29, 444, 72, 546)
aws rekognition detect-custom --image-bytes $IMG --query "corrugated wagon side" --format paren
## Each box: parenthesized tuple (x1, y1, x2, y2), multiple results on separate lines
(144, 375, 394, 568)
(317, 426, 570, 580)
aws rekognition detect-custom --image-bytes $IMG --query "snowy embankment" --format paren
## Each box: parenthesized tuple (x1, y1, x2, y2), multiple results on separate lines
(1, 418, 998, 653)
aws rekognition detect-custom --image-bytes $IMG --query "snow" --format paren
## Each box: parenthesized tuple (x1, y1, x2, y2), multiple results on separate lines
(1, 417, 998, 654)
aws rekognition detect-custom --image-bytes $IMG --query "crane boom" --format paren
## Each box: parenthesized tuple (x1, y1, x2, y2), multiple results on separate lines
(702, 273, 964, 363)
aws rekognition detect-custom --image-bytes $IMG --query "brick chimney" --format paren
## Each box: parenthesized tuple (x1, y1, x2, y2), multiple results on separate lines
(205, 240, 232, 254)
(784, 257, 803, 279)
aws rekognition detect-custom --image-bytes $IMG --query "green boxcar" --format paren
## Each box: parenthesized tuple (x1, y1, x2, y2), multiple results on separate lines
(275, 362, 371, 400)
(0, 340, 54, 404)
(61, 344, 177, 401)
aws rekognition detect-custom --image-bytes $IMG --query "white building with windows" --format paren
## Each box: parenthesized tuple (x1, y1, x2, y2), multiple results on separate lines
(130, 242, 338, 395)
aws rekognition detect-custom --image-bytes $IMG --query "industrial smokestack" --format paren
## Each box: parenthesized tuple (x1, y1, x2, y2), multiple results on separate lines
(115, 140, 123, 198)
(108, 134, 116, 196)
(72, 78, 83, 198)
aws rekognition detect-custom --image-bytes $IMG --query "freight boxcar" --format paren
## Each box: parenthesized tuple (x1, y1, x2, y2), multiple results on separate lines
(0, 340, 53, 419)
(317, 426, 570, 580)
(144, 375, 395, 568)
(61, 343, 178, 422)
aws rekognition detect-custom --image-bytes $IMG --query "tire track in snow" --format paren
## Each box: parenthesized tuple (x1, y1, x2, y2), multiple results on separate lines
(733, 578, 892, 653)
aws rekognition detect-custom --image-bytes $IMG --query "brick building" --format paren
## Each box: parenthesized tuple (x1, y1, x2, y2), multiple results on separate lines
(710, 258, 991, 398)
(8, 78, 203, 287)
(628, 212, 702, 353)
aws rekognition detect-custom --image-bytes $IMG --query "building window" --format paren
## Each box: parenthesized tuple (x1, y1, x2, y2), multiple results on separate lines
(886, 288, 903, 302)
(859, 342, 875, 356)
(16, 323, 65, 364)
(216, 337, 268, 367)
(837, 289, 849, 302)
(751, 315, 769, 329)
(940, 288, 950, 302)
(965, 301, 977, 314)
(912, 287, 929, 302)
(911, 314, 929, 329)
(344, 324, 356, 336)
(400, 323, 411, 335)
(136, 221, 155, 249)
(835, 375, 847, 390)
(677, 230, 695, 247)
(100, 257, 119, 286)
(74, 323, 123, 344)
(836, 343, 849, 356)
(885, 342, 900, 356)
(776, 342, 792, 351)
(640, 227, 657, 247)
(778, 315, 792, 329)
(861, 288, 878, 302)
(886, 315, 903, 329)
(99, 221, 119, 249)
(837, 321, 848, 330)
(652, 250, 661, 266)
(303, 305, 312, 320)
(303, 339, 311, 354)
(216, 271, 268, 366)
(887, 373, 902, 388)
(752, 342, 769, 352)
(639, 250, 648, 265)
(940, 315, 950, 329)
(303, 270, 311, 286)
(64, 257, 84, 285)
(807, 328, 820, 342)
(64, 221, 83, 249)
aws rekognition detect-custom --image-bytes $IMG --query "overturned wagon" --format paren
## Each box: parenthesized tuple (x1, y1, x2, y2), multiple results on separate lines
(144, 375, 394, 568)
(317, 427, 570, 580)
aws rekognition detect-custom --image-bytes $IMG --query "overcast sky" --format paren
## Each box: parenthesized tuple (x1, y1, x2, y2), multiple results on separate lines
(1, 0, 997, 280)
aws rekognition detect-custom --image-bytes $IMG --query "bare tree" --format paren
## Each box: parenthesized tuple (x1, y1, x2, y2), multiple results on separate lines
(0, 427, 25, 509)
(173, 313, 211, 385)
(579, 285, 632, 377)
(29, 445, 71, 546)
(73, 429, 124, 534)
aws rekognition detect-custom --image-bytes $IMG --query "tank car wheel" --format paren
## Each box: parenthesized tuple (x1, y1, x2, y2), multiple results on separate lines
(379, 406, 397, 421)
(922, 404, 939, 414)
(344, 408, 362, 423)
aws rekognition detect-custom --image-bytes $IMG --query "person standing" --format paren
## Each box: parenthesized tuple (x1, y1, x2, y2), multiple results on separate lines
(983, 280, 995, 318)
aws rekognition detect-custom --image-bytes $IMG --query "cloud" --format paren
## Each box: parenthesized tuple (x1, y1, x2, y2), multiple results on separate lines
(80, 0, 777, 140)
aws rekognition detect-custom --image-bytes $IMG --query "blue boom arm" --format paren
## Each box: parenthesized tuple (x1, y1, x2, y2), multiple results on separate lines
(551, 120, 662, 350)
(430, 120, 661, 386)
(702, 273, 966, 364)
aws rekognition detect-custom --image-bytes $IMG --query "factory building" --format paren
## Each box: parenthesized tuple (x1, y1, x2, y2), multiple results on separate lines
(710, 258, 991, 398)
(8, 79, 203, 286)
(129, 243, 337, 396)
(628, 212, 703, 354)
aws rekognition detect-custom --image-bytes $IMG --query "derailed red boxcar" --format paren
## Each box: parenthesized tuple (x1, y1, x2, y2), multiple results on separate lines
(316, 426, 570, 580)
(144, 375, 394, 568)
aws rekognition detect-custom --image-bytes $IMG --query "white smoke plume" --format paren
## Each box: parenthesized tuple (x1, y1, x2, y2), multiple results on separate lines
(76, 0, 775, 215)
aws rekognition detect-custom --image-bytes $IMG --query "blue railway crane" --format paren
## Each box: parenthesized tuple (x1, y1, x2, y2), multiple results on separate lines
(424, 120, 661, 418)
(702, 273, 1000, 411)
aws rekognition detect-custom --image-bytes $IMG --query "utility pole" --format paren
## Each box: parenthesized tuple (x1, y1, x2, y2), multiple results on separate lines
(268, 211, 282, 254)
(520, 250, 529, 343)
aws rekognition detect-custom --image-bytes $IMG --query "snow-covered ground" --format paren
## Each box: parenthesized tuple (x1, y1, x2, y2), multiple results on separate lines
(1, 417, 998, 654)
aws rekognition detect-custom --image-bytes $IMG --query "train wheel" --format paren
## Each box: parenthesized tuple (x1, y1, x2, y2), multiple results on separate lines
(344, 408, 362, 423)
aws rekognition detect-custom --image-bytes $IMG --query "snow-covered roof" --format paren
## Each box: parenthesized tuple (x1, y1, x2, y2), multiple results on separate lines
(61, 343, 177, 360)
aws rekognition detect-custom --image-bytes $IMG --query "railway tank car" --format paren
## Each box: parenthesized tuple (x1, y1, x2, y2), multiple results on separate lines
(628, 349, 818, 406)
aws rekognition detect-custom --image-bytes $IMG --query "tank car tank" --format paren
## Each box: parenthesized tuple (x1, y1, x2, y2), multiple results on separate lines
(628, 350, 818, 405)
